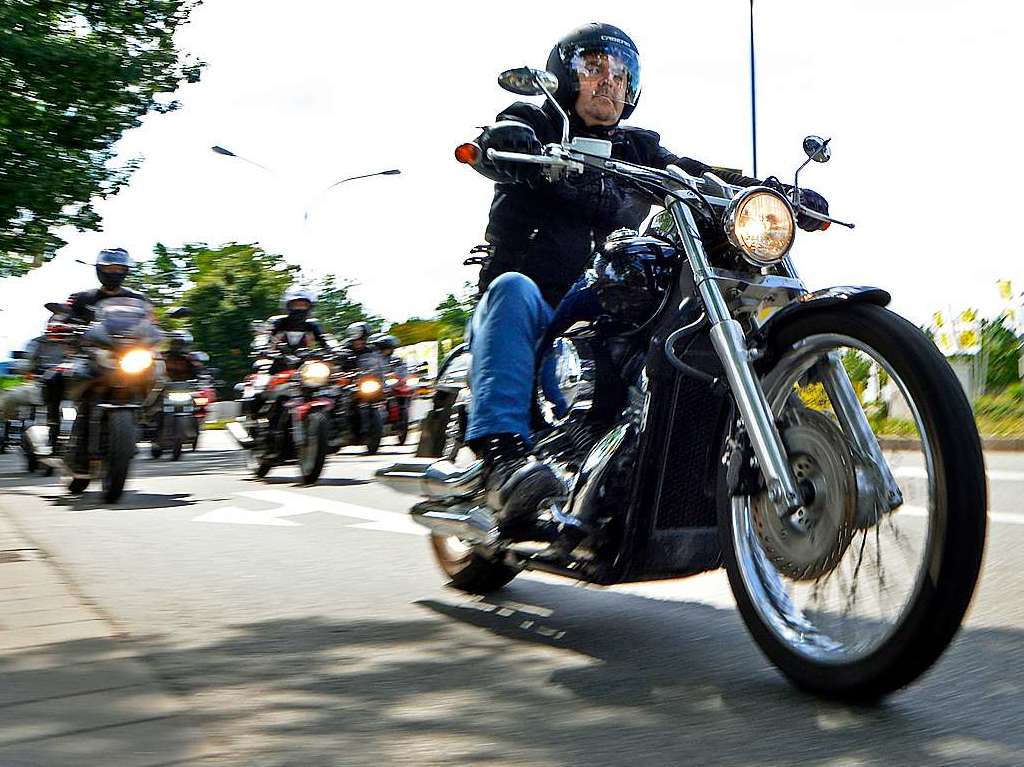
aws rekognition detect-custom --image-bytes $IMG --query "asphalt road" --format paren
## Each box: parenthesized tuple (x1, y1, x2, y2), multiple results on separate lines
(1, 432, 1022, 766)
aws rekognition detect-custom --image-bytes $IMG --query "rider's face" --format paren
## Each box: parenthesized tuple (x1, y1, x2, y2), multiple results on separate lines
(573, 51, 628, 127)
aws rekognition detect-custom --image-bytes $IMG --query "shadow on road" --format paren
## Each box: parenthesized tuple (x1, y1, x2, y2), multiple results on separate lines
(107, 579, 1024, 766)
(35, 490, 214, 511)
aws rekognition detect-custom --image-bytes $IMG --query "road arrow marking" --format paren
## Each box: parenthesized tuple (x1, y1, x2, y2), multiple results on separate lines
(191, 488, 424, 535)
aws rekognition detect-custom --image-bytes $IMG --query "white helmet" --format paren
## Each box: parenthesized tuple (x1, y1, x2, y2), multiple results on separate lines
(282, 284, 316, 312)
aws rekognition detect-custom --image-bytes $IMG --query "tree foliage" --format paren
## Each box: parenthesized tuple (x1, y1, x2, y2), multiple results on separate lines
(0, 0, 204, 276)
(981, 314, 1021, 389)
(312, 274, 381, 337)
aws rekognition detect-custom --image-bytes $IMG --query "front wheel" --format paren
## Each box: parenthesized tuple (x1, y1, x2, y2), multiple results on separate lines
(102, 410, 136, 503)
(364, 406, 383, 455)
(719, 304, 986, 701)
(298, 411, 328, 485)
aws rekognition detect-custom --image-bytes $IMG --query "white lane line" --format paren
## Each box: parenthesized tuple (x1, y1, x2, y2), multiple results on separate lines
(898, 504, 1024, 526)
(893, 466, 1024, 482)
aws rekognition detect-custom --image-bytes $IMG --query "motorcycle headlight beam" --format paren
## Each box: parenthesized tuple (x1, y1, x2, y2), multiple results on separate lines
(120, 349, 154, 374)
(358, 378, 383, 397)
(300, 360, 331, 387)
(724, 187, 796, 266)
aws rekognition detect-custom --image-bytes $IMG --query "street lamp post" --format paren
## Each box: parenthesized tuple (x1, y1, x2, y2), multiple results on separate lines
(303, 169, 401, 224)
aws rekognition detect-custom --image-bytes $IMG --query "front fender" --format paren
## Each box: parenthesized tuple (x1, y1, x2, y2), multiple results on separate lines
(755, 285, 890, 365)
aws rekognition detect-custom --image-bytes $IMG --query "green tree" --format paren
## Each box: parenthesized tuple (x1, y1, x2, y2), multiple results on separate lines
(0, 1, 204, 276)
(312, 274, 381, 337)
(181, 243, 298, 391)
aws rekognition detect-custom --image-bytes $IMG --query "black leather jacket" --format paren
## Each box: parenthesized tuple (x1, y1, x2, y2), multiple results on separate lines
(478, 102, 761, 307)
(67, 287, 149, 323)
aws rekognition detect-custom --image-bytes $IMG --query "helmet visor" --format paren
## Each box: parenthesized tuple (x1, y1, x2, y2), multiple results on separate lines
(566, 44, 640, 108)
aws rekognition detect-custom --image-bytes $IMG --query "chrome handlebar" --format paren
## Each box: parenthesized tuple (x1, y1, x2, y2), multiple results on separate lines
(486, 145, 855, 229)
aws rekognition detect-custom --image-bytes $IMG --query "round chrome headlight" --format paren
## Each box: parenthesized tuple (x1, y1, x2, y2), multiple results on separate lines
(299, 360, 331, 387)
(724, 187, 795, 266)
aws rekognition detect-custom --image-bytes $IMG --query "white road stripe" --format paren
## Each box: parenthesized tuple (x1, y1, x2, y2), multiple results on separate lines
(893, 466, 1024, 482)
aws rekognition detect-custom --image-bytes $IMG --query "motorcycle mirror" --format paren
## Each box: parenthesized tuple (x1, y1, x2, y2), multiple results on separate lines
(43, 302, 67, 315)
(498, 67, 559, 96)
(10, 350, 26, 359)
(167, 306, 193, 319)
(802, 135, 832, 163)
(498, 67, 570, 144)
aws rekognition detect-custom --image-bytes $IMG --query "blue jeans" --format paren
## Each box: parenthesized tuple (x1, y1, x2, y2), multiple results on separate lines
(466, 272, 601, 446)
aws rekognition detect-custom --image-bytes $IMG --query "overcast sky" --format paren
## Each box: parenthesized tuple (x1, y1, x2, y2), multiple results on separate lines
(2, 0, 1022, 352)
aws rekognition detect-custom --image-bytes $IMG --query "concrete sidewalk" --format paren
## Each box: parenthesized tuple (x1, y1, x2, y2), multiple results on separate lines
(0, 509, 218, 766)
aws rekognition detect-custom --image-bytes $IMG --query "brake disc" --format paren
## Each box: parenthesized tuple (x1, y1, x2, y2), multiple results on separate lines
(751, 408, 857, 581)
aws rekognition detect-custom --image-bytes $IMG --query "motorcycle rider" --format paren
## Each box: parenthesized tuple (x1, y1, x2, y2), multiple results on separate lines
(163, 330, 204, 382)
(464, 23, 830, 520)
(343, 322, 383, 371)
(244, 285, 336, 417)
(44, 248, 151, 460)
(370, 334, 408, 377)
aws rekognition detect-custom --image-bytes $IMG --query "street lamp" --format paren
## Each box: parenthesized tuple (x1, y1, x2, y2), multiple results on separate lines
(303, 169, 402, 224)
(210, 145, 274, 172)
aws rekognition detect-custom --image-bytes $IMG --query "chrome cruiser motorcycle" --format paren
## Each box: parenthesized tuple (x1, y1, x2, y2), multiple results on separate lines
(379, 68, 987, 701)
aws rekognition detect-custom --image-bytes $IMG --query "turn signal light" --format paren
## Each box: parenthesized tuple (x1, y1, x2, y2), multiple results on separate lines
(455, 143, 481, 165)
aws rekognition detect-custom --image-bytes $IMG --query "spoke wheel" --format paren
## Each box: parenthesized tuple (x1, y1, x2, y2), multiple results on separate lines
(719, 304, 986, 700)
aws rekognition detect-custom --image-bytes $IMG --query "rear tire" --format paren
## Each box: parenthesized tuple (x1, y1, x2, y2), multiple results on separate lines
(429, 535, 519, 593)
(719, 304, 986, 701)
(396, 406, 410, 446)
(69, 477, 90, 494)
(22, 432, 39, 473)
(102, 410, 136, 503)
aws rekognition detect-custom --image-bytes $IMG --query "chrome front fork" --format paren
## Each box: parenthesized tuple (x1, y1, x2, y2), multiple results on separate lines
(670, 200, 802, 514)
(815, 351, 904, 509)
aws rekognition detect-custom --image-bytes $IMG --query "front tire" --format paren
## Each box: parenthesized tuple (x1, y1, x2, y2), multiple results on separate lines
(364, 407, 383, 455)
(298, 411, 328, 485)
(102, 410, 136, 503)
(719, 304, 986, 701)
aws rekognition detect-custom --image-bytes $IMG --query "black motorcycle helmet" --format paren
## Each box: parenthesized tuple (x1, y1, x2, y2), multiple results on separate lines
(95, 247, 134, 291)
(545, 23, 642, 122)
(168, 329, 193, 353)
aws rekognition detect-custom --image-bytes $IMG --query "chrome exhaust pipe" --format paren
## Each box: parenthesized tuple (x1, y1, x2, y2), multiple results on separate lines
(410, 499, 498, 545)
(375, 459, 485, 499)
(225, 420, 255, 449)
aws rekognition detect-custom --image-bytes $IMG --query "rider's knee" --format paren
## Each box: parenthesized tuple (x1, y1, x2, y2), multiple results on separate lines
(487, 271, 541, 302)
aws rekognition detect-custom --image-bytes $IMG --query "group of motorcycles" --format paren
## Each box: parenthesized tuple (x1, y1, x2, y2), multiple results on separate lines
(226, 323, 423, 485)
(2, 302, 426, 497)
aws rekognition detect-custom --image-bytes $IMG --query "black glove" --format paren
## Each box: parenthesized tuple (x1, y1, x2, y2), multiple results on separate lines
(478, 121, 542, 184)
(763, 177, 829, 232)
(795, 188, 830, 232)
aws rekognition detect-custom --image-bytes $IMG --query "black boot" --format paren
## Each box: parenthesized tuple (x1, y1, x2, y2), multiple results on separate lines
(471, 434, 563, 524)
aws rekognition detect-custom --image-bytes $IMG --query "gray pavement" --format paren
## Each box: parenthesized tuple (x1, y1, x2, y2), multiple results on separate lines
(1, 431, 1022, 766)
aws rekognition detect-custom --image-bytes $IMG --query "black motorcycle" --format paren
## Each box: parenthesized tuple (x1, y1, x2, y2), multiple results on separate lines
(26, 299, 177, 501)
(229, 348, 335, 484)
(379, 67, 987, 702)
(147, 380, 200, 461)
(327, 360, 387, 456)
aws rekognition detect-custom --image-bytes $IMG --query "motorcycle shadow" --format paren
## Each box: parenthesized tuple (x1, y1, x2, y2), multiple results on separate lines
(253, 475, 372, 487)
(38, 490, 211, 512)
(414, 578, 1024, 765)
